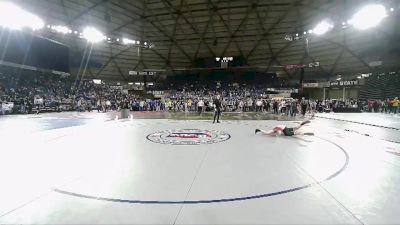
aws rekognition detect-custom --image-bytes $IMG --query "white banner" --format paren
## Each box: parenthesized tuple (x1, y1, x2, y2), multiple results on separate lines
(269, 93, 291, 98)
(330, 80, 359, 87)
(129, 71, 158, 76)
(302, 83, 319, 88)
(34, 98, 43, 105)
(110, 85, 123, 90)
(267, 88, 298, 93)
(1, 102, 14, 111)
(147, 91, 164, 98)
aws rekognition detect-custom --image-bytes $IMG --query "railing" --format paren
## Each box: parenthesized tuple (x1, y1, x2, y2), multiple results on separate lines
(359, 74, 400, 100)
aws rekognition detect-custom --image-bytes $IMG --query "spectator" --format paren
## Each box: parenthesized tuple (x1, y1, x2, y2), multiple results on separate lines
(392, 97, 399, 114)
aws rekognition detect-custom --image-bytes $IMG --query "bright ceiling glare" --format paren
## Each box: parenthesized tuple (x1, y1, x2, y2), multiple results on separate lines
(122, 38, 135, 45)
(349, 4, 387, 30)
(0, 2, 44, 30)
(313, 21, 333, 35)
(52, 25, 70, 34)
(83, 27, 106, 43)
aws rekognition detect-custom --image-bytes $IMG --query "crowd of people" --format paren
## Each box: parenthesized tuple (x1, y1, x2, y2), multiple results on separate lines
(1, 72, 399, 116)
(0, 73, 132, 114)
(367, 98, 400, 114)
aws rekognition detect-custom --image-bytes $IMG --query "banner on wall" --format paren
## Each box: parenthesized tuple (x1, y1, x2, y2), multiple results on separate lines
(129, 71, 158, 76)
(284, 62, 320, 70)
(302, 82, 330, 88)
(147, 91, 164, 98)
(320, 81, 330, 88)
(302, 83, 319, 88)
(269, 93, 291, 99)
(1, 102, 14, 112)
(267, 88, 298, 93)
(330, 80, 359, 87)
(110, 85, 123, 90)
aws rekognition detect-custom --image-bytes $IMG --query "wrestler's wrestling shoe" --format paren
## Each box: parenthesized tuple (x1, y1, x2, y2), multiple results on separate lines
(300, 120, 311, 126)
(255, 129, 261, 134)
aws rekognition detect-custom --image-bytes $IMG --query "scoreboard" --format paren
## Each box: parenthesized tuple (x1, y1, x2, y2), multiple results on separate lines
(194, 56, 247, 68)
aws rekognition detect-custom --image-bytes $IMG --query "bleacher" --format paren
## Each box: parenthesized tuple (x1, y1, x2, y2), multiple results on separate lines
(359, 73, 400, 100)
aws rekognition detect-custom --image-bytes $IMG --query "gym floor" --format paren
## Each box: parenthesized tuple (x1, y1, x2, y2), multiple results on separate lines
(0, 112, 400, 224)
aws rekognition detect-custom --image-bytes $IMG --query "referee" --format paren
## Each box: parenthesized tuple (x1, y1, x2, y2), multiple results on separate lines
(213, 95, 222, 123)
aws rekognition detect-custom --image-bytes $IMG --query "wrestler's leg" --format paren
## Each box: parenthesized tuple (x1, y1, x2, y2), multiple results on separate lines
(293, 120, 311, 130)
(294, 130, 314, 136)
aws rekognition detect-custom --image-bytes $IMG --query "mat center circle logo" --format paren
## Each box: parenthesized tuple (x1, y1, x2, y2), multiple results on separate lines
(147, 129, 231, 145)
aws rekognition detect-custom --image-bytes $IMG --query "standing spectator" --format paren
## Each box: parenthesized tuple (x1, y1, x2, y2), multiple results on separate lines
(266, 100, 271, 112)
(392, 97, 399, 114)
(301, 98, 308, 116)
(139, 100, 144, 111)
(290, 100, 298, 117)
(78, 98, 83, 112)
(238, 100, 244, 112)
(167, 99, 172, 111)
(273, 100, 278, 114)
(381, 99, 388, 113)
(285, 100, 291, 116)
(373, 100, 379, 113)
(256, 99, 263, 112)
(97, 99, 102, 112)
(368, 100, 373, 112)
(197, 99, 204, 115)
(213, 95, 222, 123)
(187, 99, 192, 112)
(280, 100, 286, 114)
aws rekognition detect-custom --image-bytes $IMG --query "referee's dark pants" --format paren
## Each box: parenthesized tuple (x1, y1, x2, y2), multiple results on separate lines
(213, 108, 221, 123)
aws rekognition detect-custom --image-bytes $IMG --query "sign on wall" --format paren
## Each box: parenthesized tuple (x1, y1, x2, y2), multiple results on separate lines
(330, 80, 359, 87)
(284, 62, 320, 70)
(1, 102, 14, 112)
(147, 91, 164, 98)
(302, 83, 319, 88)
(267, 88, 298, 93)
(129, 71, 158, 76)
(110, 85, 123, 90)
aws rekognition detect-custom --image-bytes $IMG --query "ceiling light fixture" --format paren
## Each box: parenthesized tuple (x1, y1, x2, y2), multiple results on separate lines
(82, 27, 106, 43)
(0, 2, 44, 30)
(349, 4, 387, 30)
(313, 20, 333, 35)
(52, 25, 70, 34)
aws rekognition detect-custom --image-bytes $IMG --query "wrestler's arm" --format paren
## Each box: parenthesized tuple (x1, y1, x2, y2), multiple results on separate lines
(256, 129, 281, 136)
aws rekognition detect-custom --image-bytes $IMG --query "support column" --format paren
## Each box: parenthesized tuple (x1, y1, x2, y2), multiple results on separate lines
(342, 87, 346, 100)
